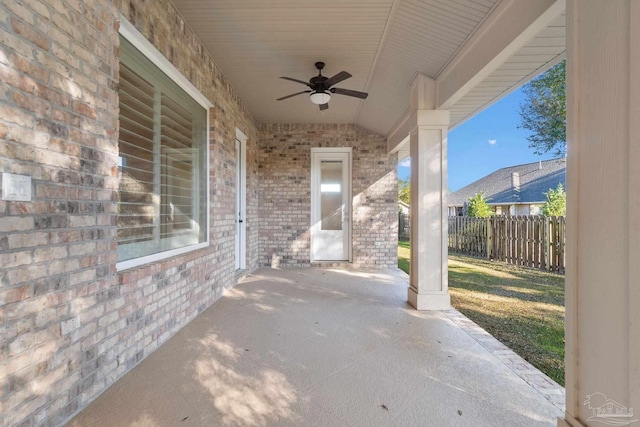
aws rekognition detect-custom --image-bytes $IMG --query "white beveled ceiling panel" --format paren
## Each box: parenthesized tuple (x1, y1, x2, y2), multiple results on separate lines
(449, 13, 566, 129)
(171, 0, 499, 135)
(357, 0, 498, 135)
(172, 0, 395, 126)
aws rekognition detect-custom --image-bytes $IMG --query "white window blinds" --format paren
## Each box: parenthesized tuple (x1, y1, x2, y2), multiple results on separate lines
(117, 37, 207, 263)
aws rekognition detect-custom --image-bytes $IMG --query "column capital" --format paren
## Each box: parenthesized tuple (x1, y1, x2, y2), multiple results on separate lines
(410, 73, 436, 110)
(387, 74, 448, 154)
(388, 108, 450, 153)
(416, 110, 450, 128)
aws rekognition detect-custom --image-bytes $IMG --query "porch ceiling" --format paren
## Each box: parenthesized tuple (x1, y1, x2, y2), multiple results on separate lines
(172, 0, 565, 137)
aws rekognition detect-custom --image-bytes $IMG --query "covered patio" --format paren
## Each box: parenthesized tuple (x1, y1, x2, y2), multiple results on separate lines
(2, 0, 639, 426)
(68, 268, 562, 426)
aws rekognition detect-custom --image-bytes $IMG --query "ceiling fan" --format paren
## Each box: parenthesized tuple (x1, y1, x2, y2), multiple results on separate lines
(277, 62, 369, 110)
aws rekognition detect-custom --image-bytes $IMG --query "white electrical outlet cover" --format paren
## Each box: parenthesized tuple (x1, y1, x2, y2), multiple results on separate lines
(2, 173, 32, 202)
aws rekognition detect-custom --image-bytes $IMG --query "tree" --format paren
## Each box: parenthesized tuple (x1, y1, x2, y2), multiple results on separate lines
(542, 183, 566, 216)
(466, 193, 493, 218)
(519, 60, 566, 157)
(398, 178, 410, 205)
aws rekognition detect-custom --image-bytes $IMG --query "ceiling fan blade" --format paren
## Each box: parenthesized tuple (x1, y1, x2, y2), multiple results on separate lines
(323, 71, 351, 88)
(319, 103, 329, 111)
(330, 87, 369, 99)
(280, 76, 312, 87)
(277, 90, 311, 101)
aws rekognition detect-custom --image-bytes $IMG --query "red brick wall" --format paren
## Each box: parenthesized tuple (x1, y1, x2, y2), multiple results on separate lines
(0, 1, 259, 425)
(258, 124, 398, 268)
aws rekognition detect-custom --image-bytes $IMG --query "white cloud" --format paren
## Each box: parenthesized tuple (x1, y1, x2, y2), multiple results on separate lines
(400, 158, 411, 167)
(488, 139, 497, 145)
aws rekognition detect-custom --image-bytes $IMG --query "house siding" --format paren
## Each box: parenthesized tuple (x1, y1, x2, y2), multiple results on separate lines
(258, 124, 398, 268)
(1, 1, 259, 426)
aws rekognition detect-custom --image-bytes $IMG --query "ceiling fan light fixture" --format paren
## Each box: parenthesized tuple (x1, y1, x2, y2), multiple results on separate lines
(278, 64, 367, 108)
(309, 91, 331, 105)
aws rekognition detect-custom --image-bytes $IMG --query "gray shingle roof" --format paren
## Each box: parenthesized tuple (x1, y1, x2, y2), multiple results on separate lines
(448, 158, 566, 206)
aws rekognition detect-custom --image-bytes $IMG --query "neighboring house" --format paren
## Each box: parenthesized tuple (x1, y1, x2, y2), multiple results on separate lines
(448, 159, 566, 216)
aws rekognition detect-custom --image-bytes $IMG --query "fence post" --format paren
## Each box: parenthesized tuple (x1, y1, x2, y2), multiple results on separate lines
(543, 216, 550, 271)
(486, 217, 492, 259)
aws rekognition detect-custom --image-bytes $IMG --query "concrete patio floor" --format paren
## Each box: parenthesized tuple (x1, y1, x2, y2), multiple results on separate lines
(67, 268, 563, 427)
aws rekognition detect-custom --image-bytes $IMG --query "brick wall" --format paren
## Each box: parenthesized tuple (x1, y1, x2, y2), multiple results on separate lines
(258, 124, 398, 268)
(1, 1, 120, 425)
(0, 0, 259, 425)
(2, 1, 398, 425)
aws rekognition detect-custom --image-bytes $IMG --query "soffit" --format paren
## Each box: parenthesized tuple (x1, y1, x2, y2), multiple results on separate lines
(449, 13, 566, 129)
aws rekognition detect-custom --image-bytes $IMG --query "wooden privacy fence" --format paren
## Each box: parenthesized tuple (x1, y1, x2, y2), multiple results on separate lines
(448, 216, 566, 273)
(448, 216, 490, 258)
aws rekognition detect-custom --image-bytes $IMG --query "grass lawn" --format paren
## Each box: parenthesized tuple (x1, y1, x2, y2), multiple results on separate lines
(398, 240, 565, 386)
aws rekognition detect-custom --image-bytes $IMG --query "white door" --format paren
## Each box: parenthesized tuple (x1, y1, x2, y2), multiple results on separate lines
(235, 132, 247, 270)
(311, 148, 351, 261)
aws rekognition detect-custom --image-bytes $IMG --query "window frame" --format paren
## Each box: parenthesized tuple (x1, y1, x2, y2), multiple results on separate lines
(116, 17, 211, 271)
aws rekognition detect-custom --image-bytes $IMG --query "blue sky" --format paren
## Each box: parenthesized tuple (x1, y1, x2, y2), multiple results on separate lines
(398, 87, 559, 192)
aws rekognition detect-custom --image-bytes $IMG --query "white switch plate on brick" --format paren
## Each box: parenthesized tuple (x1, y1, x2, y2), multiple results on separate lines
(2, 173, 32, 201)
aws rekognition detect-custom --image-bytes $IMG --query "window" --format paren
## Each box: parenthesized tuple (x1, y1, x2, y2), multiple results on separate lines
(117, 36, 208, 267)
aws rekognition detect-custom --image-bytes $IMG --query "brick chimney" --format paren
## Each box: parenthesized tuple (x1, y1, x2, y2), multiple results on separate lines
(512, 172, 521, 202)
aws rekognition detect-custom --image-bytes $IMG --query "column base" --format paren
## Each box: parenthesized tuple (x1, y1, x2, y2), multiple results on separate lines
(407, 287, 451, 310)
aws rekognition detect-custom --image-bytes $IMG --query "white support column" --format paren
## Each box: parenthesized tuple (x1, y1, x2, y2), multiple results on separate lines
(561, 1, 640, 426)
(406, 75, 451, 311)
